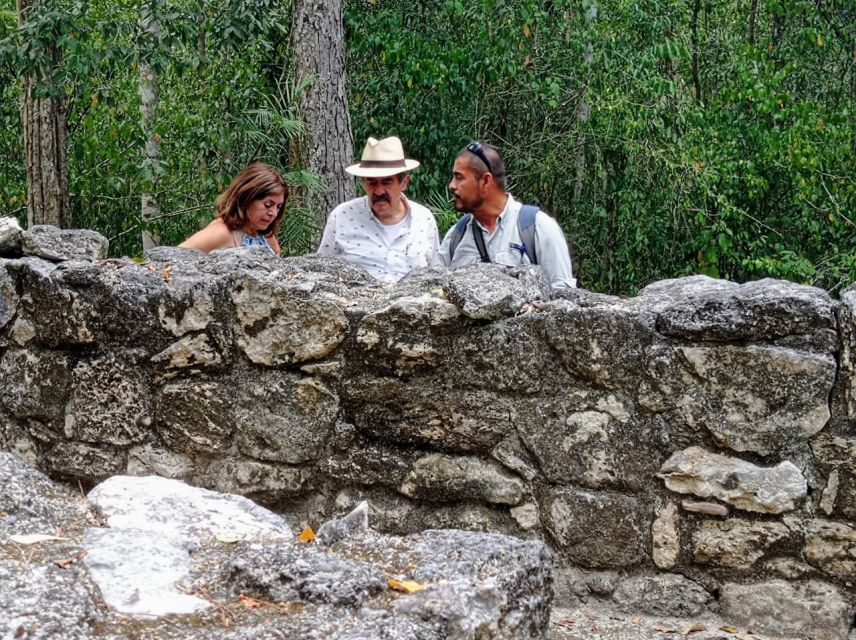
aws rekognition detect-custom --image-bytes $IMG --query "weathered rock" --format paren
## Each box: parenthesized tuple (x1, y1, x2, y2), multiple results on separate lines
(156, 380, 234, 454)
(541, 299, 657, 389)
(317, 500, 370, 546)
(692, 518, 791, 568)
(156, 272, 221, 336)
(681, 500, 729, 516)
(640, 344, 834, 455)
(65, 353, 153, 446)
(0, 348, 72, 428)
(343, 375, 516, 453)
(520, 395, 661, 491)
(83, 528, 211, 616)
(651, 501, 680, 569)
(721, 579, 853, 640)
(0, 561, 101, 640)
(322, 425, 418, 488)
(21, 225, 108, 262)
(840, 287, 856, 421)
(235, 372, 338, 464)
(443, 263, 550, 320)
(539, 487, 646, 568)
(200, 458, 308, 503)
(231, 271, 349, 365)
(804, 519, 856, 580)
(88, 474, 293, 539)
(640, 275, 837, 341)
(44, 441, 127, 480)
(0, 216, 23, 254)
(612, 573, 712, 618)
(355, 293, 461, 374)
(0, 265, 17, 330)
(658, 446, 807, 514)
(812, 434, 856, 518)
(127, 443, 195, 480)
(150, 332, 226, 375)
(399, 453, 525, 505)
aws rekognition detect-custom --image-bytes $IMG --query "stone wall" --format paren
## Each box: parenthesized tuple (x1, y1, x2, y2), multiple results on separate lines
(2, 223, 855, 638)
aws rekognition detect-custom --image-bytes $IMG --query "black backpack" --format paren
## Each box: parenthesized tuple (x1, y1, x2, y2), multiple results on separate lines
(447, 204, 539, 264)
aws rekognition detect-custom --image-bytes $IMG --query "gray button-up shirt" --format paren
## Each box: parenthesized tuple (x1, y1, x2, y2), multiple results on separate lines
(438, 194, 576, 288)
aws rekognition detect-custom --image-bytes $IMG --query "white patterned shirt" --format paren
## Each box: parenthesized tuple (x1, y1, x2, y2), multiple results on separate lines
(317, 196, 441, 283)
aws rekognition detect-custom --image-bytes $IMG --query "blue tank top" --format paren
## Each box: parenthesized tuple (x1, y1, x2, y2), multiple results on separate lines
(235, 231, 275, 254)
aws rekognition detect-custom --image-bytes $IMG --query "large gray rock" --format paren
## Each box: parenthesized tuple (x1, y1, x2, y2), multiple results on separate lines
(538, 487, 646, 568)
(658, 446, 807, 514)
(804, 519, 856, 580)
(156, 380, 234, 454)
(612, 573, 712, 617)
(639, 275, 837, 341)
(443, 263, 550, 320)
(44, 441, 127, 480)
(198, 458, 309, 503)
(541, 299, 657, 389)
(812, 434, 856, 518)
(0, 265, 17, 331)
(721, 579, 853, 640)
(398, 453, 525, 505)
(21, 225, 108, 261)
(65, 353, 153, 446)
(0, 216, 23, 254)
(0, 348, 72, 429)
(692, 518, 791, 568)
(230, 271, 349, 366)
(234, 372, 338, 464)
(640, 343, 834, 455)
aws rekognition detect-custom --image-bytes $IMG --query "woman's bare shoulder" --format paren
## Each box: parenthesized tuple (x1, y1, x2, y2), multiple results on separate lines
(179, 217, 234, 253)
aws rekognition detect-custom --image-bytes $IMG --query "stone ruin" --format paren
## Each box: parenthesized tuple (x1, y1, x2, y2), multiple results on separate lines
(1, 221, 856, 639)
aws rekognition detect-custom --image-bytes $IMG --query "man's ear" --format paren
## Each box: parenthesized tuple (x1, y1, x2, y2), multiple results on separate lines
(400, 174, 410, 190)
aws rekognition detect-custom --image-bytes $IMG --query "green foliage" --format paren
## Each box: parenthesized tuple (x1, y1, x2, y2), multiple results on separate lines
(345, 0, 855, 294)
(0, 0, 318, 257)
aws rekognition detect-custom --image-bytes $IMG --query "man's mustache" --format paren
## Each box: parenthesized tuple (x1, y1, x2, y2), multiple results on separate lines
(371, 194, 390, 204)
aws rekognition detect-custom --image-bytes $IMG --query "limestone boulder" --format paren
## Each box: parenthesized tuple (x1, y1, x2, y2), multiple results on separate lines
(21, 225, 108, 262)
(639, 275, 837, 342)
(343, 375, 517, 453)
(651, 501, 680, 569)
(0, 216, 23, 254)
(322, 425, 420, 488)
(520, 394, 664, 491)
(658, 446, 807, 514)
(398, 453, 525, 505)
(65, 353, 153, 446)
(127, 443, 195, 480)
(639, 343, 834, 455)
(0, 264, 17, 331)
(199, 458, 309, 503)
(538, 487, 647, 568)
(804, 519, 856, 580)
(230, 271, 348, 366)
(443, 263, 550, 320)
(0, 348, 72, 431)
(721, 579, 853, 640)
(691, 518, 791, 568)
(811, 434, 856, 518)
(840, 286, 856, 421)
(150, 331, 228, 377)
(44, 441, 127, 480)
(155, 271, 224, 336)
(235, 372, 338, 464)
(155, 380, 234, 454)
(540, 298, 657, 389)
(612, 573, 712, 618)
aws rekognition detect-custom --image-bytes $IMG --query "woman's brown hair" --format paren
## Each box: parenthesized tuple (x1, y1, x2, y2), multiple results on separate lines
(217, 163, 288, 237)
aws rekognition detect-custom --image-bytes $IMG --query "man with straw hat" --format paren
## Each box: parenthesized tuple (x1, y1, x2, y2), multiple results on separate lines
(317, 136, 441, 283)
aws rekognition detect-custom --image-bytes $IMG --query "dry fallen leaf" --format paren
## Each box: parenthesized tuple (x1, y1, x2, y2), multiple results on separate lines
(8, 534, 68, 545)
(214, 533, 242, 544)
(720, 625, 739, 634)
(297, 527, 316, 543)
(55, 550, 85, 568)
(681, 622, 706, 634)
(631, 615, 642, 624)
(654, 623, 677, 632)
(238, 595, 266, 609)
(388, 579, 425, 594)
(556, 618, 575, 627)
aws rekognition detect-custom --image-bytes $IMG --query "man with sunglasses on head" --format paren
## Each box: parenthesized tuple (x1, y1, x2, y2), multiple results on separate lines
(317, 136, 441, 283)
(440, 142, 576, 289)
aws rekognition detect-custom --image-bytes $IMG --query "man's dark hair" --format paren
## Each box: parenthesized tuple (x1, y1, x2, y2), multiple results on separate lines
(457, 143, 506, 191)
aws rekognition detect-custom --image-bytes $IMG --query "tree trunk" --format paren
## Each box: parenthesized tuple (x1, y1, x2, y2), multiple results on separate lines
(140, 1, 161, 249)
(290, 0, 355, 233)
(17, 0, 69, 229)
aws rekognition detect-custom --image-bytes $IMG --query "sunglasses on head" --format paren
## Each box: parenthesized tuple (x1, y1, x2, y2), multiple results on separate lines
(466, 141, 493, 175)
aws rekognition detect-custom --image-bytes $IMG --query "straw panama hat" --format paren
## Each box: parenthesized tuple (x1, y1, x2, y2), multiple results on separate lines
(345, 136, 420, 178)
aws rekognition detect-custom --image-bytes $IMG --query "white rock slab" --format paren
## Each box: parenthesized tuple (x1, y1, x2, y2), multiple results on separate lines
(87, 474, 292, 540)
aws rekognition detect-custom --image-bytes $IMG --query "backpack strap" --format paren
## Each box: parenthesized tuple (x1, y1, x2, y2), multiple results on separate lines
(447, 213, 472, 262)
(518, 204, 539, 264)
